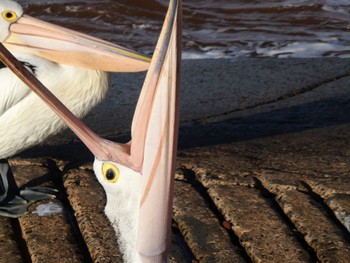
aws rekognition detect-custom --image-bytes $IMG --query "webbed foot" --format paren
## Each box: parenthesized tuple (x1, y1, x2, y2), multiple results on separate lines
(0, 159, 57, 218)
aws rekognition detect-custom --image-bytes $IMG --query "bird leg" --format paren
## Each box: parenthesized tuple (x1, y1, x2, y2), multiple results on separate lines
(0, 159, 57, 218)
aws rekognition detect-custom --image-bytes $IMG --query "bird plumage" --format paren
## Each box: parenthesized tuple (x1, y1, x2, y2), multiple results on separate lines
(0, 0, 22, 42)
(0, 159, 57, 217)
(0, 0, 149, 218)
(0, 0, 110, 158)
(0, 0, 180, 261)
(0, 0, 149, 159)
(0, 54, 109, 158)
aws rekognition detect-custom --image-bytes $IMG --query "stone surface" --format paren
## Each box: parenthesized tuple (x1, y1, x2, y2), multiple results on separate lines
(258, 170, 307, 195)
(169, 231, 190, 263)
(325, 194, 350, 233)
(208, 185, 312, 263)
(0, 218, 24, 263)
(277, 190, 350, 263)
(304, 178, 350, 233)
(173, 180, 245, 262)
(178, 164, 256, 188)
(10, 58, 350, 262)
(305, 179, 350, 198)
(10, 160, 85, 263)
(19, 201, 84, 263)
(63, 167, 188, 262)
(63, 168, 123, 263)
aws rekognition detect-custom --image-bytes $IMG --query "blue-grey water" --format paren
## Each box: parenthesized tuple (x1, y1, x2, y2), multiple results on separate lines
(18, 0, 350, 58)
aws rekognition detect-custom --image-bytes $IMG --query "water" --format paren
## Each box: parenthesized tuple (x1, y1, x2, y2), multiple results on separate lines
(18, 0, 350, 59)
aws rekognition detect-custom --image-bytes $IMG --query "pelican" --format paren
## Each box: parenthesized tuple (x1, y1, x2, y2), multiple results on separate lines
(0, 0, 150, 217)
(0, 0, 181, 261)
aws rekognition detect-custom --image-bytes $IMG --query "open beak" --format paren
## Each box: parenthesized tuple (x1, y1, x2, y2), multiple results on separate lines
(3, 15, 150, 72)
(0, 0, 181, 260)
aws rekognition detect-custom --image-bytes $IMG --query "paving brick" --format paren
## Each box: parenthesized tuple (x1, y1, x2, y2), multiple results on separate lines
(19, 200, 84, 263)
(64, 167, 190, 262)
(5, 58, 350, 263)
(169, 230, 190, 263)
(306, 179, 350, 198)
(173, 180, 245, 263)
(296, 167, 350, 237)
(10, 161, 85, 263)
(258, 170, 308, 195)
(277, 190, 350, 262)
(0, 218, 24, 263)
(208, 185, 312, 263)
(325, 194, 350, 233)
(63, 168, 122, 263)
(178, 164, 255, 188)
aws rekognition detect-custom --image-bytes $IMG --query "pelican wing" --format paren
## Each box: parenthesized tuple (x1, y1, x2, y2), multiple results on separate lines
(0, 65, 30, 115)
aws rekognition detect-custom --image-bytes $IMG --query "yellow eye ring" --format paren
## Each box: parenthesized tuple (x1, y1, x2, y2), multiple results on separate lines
(2, 11, 17, 21)
(102, 163, 120, 183)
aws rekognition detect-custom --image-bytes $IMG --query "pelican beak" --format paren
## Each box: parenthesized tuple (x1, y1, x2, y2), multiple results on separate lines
(0, 0, 181, 260)
(3, 15, 150, 72)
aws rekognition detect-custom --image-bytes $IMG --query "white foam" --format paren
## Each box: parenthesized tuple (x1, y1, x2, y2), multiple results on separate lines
(323, 2, 350, 14)
(183, 38, 350, 60)
(255, 42, 350, 58)
(132, 24, 153, 30)
(182, 51, 228, 60)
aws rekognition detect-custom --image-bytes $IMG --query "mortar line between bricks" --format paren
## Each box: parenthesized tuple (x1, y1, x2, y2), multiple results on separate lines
(185, 71, 350, 124)
(300, 181, 350, 241)
(171, 223, 196, 262)
(253, 177, 319, 262)
(179, 168, 253, 263)
(46, 159, 93, 263)
(10, 218, 32, 263)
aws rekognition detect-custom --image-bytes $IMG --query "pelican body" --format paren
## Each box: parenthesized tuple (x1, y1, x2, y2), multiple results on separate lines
(0, 0, 181, 261)
(0, 0, 150, 217)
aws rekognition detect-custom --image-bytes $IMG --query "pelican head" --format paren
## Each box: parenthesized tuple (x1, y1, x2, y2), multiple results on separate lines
(0, 0, 151, 159)
(93, 161, 142, 262)
(0, 0, 181, 261)
(0, 0, 150, 72)
(0, 0, 22, 42)
(0, 0, 152, 219)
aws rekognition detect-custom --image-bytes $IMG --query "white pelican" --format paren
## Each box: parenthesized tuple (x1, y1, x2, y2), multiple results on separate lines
(0, 0, 150, 217)
(0, 0, 182, 261)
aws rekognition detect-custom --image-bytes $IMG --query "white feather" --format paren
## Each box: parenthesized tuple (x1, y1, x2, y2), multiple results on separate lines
(0, 54, 109, 158)
(0, 64, 30, 115)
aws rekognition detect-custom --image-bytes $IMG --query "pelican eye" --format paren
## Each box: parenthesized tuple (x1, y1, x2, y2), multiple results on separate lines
(102, 163, 120, 183)
(2, 11, 17, 21)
